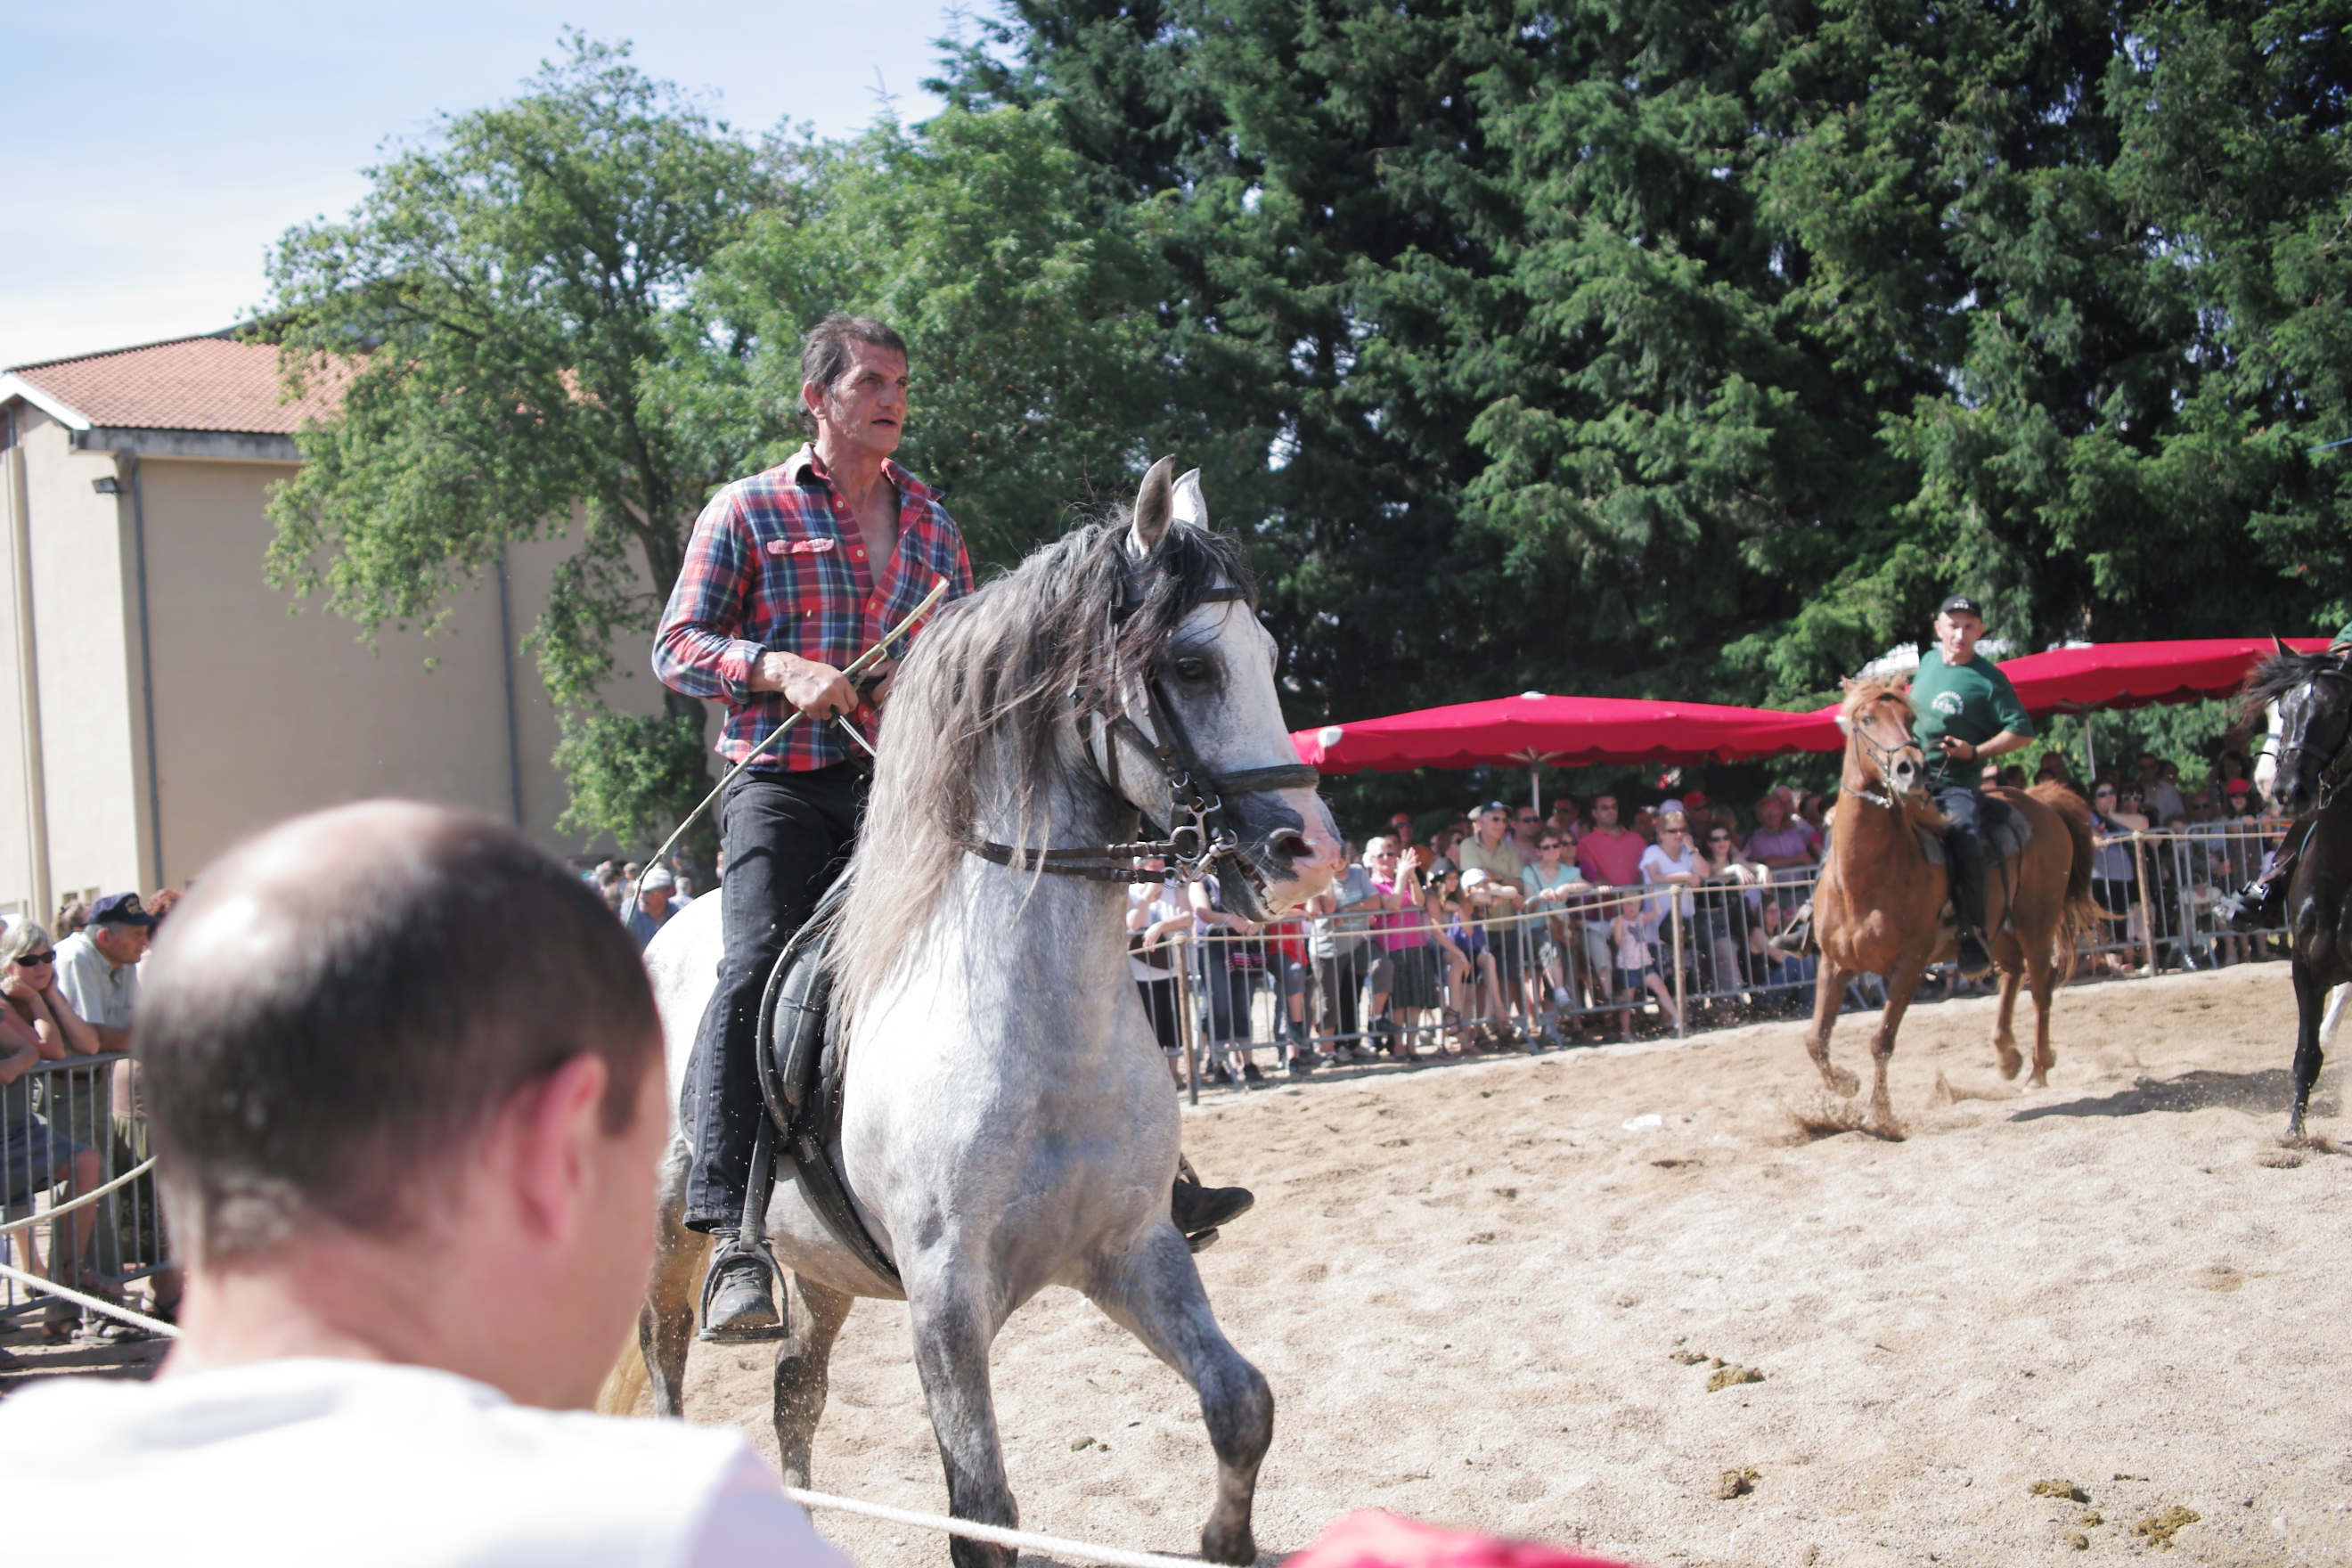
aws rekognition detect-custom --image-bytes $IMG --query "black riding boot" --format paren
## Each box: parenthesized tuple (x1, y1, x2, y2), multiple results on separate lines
(1948, 827, 1994, 979)
(1172, 1161, 1254, 1254)
(701, 1232, 782, 1341)
(2227, 838, 2300, 933)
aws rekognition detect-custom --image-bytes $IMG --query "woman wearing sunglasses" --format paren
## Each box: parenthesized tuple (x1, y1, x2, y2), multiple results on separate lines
(1, 921, 107, 1316)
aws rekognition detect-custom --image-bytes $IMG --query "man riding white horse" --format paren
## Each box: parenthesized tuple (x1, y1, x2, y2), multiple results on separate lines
(1908, 594, 2036, 979)
(653, 314, 1250, 1340)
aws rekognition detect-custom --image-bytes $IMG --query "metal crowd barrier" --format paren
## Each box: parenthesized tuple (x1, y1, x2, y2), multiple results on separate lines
(1136, 821, 2297, 1098)
(1, 1051, 167, 1335)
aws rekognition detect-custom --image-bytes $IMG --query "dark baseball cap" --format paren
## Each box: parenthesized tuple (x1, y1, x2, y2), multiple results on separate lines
(89, 892, 158, 927)
(1938, 594, 1986, 620)
(1478, 800, 1511, 816)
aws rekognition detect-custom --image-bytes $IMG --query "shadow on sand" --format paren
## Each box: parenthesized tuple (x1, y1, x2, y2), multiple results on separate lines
(2010, 1068, 2337, 1123)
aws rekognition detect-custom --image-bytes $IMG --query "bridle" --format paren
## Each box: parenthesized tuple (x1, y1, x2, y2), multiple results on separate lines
(962, 582, 1320, 889)
(2276, 660, 2352, 812)
(1842, 695, 1919, 812)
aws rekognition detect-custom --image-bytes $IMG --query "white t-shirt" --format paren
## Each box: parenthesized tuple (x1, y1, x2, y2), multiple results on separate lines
(0, 1357, 853, 1568)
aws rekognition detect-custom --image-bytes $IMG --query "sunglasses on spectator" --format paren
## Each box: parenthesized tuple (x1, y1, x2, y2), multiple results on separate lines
(13, 951, 55, 967)
(1708, 832, 1731, 842)
(1537, 839, 1562, 850)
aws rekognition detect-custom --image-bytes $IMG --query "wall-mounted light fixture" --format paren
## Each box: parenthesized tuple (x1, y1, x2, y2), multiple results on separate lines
(91, 477, 122, 495)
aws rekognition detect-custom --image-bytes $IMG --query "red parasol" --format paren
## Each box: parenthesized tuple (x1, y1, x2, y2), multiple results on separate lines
(1291, 692, 1836, 775)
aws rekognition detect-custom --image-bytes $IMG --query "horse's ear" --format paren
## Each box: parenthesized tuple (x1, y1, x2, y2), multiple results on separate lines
(2274, 634, 2290, 656)
(1130, 456, 1177, 559)
(1839, 675, 1858, 693)
(1172, 467, 1208, 528)
(1834, 713, 1851, 734)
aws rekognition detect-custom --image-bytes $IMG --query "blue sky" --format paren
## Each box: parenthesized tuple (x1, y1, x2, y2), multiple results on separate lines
(3, 2, 965, 368)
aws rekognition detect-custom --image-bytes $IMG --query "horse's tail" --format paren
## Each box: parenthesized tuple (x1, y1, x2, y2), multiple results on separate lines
(2029, 781, 2098, 981)
(593, 1329, 651, 1417)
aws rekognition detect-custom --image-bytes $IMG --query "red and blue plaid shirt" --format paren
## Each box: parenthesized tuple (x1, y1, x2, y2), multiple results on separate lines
(654, 447, 974, 769)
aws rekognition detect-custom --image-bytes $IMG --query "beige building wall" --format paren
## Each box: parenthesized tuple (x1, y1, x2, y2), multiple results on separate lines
(13, 412, 146, 904)
(0, 412, 689, 911)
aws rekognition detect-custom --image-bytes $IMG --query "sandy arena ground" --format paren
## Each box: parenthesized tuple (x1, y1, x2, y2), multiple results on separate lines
(660, 963, 2349, 1566)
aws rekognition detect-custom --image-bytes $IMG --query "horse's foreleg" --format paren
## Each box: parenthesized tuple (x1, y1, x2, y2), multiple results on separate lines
(772, 1273, 854, 1489)
(1086, 1227, 1272, 1566)
(643, 1139, 706, 1418)
(2290, 960, 2329, 1141)
(1805, 959, 1858, 1098)
(1991, 968, 2025, 1081)
(907, 1263, 1017, 1568)
(1863, 956, 1930, 1139)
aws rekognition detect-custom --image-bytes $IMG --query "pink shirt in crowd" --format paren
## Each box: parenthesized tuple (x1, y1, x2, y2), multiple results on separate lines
(1575, 828, 1646, 889)
(1370, 875, 1425, 950)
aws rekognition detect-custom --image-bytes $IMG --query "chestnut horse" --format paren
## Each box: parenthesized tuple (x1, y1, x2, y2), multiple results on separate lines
(1806, 680, 2096, 1134)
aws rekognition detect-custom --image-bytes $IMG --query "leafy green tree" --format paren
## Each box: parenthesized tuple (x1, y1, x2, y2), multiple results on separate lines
(262, 36, 777, 849)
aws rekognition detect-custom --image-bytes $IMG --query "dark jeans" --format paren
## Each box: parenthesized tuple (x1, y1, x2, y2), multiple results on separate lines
(1931, 781, 1988, 935)
(684, 764, 865, 1232)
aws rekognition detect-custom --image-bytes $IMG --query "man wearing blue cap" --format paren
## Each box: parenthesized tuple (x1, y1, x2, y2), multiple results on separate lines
(53, 893, 158, 1053)
(1910, 595, 2035, 978)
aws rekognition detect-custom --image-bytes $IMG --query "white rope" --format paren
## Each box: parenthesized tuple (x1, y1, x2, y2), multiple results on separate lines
(0, 1156, 156, 1236)
(785, 1487, 1201, 1568)
(0, 1256, 178, 1337)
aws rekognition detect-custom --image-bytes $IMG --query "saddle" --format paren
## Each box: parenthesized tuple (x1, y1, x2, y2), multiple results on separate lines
(1913, 790, 2031, 868)
(751, 916, 903, 1290)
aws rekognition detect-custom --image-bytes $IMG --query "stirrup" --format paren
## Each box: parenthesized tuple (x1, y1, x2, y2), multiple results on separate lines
(698, 1230, 792, 1343)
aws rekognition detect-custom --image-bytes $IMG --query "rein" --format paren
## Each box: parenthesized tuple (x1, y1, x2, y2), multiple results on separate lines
(962, 584, 1319, 887)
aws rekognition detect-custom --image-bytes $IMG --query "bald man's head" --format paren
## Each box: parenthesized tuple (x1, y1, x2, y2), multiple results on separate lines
(141, 802, 658, 1263)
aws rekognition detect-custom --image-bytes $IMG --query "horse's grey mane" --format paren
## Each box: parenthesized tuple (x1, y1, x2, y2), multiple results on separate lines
(827, 512, 1256, 1021)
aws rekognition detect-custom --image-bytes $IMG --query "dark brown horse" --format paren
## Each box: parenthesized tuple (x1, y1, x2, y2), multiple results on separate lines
(1805, 680, 2097, 1135)
(2242, 644, 2352, 1139)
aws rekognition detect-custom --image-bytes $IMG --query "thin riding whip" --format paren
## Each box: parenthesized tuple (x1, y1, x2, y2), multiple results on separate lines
(625, 576, 950, 925)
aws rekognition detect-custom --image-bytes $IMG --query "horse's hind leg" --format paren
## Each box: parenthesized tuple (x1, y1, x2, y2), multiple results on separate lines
(907, 1262, 1018, 1568)
(1991, 967, 2025, 1081)
(643, 1138, 708, 1417)
(1805, 960, 1858, 1098)
(2290, 960, 2329, 1140)
(2025, 951, 2058, 1089)
(773, 1273, 854, 1489)
(1085, 1226, 1271, 1566)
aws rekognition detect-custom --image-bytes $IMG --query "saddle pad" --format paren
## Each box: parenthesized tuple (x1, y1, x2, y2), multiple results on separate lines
(755, 920, 903, 1287)
(1913, 792, 2032, 867)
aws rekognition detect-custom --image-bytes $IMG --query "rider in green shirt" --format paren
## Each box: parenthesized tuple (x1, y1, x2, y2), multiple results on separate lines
(1913, 595, 2036, 978)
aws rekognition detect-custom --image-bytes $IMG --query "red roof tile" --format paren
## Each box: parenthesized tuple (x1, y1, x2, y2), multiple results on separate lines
(6, 335, 349, 435)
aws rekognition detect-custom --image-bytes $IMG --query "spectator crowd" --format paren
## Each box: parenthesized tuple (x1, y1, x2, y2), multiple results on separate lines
(1125, 743, 2293, 1086)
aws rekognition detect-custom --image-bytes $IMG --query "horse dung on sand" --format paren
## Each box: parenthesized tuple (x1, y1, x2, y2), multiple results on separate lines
(1804, 679, 2097, 1134)
(608, 458, 1345, 1568)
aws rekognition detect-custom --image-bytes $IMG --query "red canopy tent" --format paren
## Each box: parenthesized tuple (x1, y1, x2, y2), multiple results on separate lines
(1289, 692, 1836, 775)
(1289, 640, 2334, 788)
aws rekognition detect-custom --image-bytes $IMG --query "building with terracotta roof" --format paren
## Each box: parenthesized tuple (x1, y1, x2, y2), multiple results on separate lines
(0, 331, 666, 915)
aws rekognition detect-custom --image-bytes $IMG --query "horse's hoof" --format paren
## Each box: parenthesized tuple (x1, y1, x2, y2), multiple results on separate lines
(1865, 1118, 1907, 1142)
(1200, 1523, 1257, 1566)
(2028, 1070, 2049, 1090)
(1830, 1068, 1859, 1098)
(1995, 1046, 2022, 1081)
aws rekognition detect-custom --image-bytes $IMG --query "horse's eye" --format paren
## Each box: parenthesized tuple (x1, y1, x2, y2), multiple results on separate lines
(1174, 656, 1208, 682)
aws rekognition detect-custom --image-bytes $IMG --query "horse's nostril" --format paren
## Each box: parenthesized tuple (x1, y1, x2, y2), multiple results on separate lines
(1271, 832, 1311, 864)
